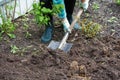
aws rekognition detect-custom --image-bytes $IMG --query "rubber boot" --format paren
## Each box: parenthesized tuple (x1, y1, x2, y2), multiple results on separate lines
(41, 23, 54, 43)
(40, 0, 54, 43)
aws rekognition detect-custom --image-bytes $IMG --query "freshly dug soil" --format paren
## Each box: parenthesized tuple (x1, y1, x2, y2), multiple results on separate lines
(0, 0, 120, 80)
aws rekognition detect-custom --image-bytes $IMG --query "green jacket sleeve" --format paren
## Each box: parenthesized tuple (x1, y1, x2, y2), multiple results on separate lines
(52, 0, 66, 18)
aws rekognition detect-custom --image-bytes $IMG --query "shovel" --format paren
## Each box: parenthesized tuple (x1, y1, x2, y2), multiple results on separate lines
(48, 9, 83, 52)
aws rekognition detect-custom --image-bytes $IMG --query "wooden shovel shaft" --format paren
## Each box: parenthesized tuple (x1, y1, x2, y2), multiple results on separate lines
(58, 9, 83, 49)
(58, 32, 69, 49)
(70, 9, 83, 30)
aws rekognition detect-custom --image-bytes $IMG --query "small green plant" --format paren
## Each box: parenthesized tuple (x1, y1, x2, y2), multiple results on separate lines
(0, 3, 16, 39)
(81, 19, 102, 38)
(10, 45, 19, 54)
(0, 15, 16, 39)
(10, 45, 33, 56)
(116, 0, 120, 5)
(32, 2, 63, 26)
(92, 2, 100, 11)
(21, 15, 31, 38)
(107, 16, 118, 23)
(23, 22, 31, 38)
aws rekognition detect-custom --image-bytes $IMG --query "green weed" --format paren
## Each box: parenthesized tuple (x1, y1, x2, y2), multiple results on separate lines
(92, 2, 100, 11)
(21, 15, 31, 38)
(107, 16, 118, 23)
(0, 16, 16, 39)
(81, 19, 102, 38)
(10, 45, 19, 54)
(10, 45, 32, 56)
(0, 4, 16, 39)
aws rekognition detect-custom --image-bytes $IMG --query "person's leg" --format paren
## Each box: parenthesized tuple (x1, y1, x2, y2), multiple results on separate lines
(65, 0, 80, 29)
(65, 0, 76, 24)
(40, 0, 54, 43)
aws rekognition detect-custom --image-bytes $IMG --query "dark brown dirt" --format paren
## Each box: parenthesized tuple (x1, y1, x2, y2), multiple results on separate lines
(0, 0, 120, 80)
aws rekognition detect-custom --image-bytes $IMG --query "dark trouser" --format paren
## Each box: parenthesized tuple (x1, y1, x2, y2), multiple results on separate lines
(39, 0, 76, 23)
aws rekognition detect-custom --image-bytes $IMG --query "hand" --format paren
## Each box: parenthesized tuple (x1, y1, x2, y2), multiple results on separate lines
(80, 0, 89, 11)
(62, 18, 71, 33)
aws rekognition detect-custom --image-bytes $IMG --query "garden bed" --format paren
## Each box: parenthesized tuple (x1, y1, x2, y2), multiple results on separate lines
(0, 0, 120, 80)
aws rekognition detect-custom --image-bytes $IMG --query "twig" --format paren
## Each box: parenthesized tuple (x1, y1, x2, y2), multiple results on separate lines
(12, 0, 17, 20)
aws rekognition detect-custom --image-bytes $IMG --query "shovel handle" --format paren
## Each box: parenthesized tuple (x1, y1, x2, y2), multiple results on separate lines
(58, 9, 83, 50)
(58, 32, 69, 49)
(70, 9, 83, 30)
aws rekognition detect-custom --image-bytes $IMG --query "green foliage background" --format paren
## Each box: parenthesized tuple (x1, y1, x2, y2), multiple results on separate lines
(32, 2, 64, 26)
